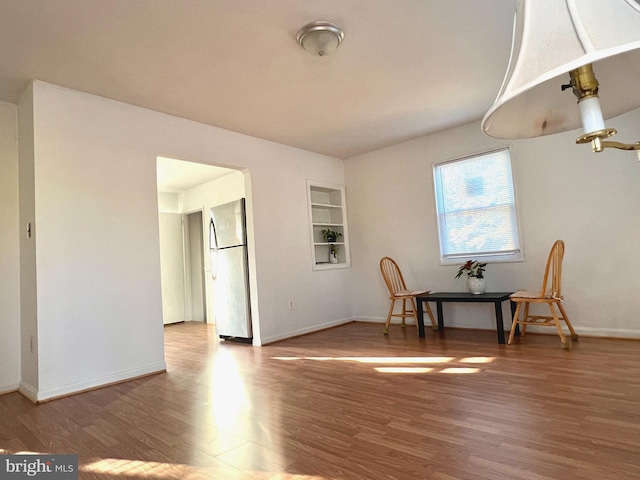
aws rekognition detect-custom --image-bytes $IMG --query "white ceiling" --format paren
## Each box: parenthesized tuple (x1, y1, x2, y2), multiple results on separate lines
(156, 157, 236, 193)
(0, 0, 516, 161)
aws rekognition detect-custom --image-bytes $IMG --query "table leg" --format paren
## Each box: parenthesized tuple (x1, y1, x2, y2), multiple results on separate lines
(416, 298, 425, 338)
(494, 301, 506, 344)
(436, 301, 444, 331)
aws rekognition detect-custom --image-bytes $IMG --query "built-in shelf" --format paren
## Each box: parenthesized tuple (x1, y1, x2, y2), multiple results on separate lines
(307, 180, 350, 270)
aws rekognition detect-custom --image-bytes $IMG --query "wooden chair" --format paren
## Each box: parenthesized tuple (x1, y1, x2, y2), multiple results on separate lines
(379, 257, 437, 335)
(508, 240, 578, 348)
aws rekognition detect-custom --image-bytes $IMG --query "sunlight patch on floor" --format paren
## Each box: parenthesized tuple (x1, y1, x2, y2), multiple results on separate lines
(82, 458, 180, 477)
(0, 453, 330, 480)
(209, 348, 251, 431)
(460, 357, 495, 364)
(440, 367, 481, 374)
(272, 356, 495, 374)
(272, 356, 456, 364)
(82, 458, 331, 479)
(375, 367, 435, 373)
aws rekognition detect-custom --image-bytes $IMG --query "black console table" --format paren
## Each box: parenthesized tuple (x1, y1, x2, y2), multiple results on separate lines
(415, 292, 517, 344)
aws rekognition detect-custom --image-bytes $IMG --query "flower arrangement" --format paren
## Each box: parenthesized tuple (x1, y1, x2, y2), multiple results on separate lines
(455, 260, 487, 279)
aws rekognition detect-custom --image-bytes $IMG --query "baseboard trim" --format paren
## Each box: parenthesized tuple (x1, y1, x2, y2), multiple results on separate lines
(353, 318, 640, 340)
(0, 383, 19, 396)
(21, 362, 167, 403)
(260, 317, 353, 345)
(525, 326, 640, 340)
(18, 382, 38, 402)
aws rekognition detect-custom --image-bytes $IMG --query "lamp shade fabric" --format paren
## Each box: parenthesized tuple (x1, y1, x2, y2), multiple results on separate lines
(482, 0, 640, 139)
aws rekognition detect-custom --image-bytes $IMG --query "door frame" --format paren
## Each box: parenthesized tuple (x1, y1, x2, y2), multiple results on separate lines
(182, 208, 207, 323)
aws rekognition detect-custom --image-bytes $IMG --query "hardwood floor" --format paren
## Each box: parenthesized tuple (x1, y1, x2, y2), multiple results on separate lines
(1, 321, 640, 479)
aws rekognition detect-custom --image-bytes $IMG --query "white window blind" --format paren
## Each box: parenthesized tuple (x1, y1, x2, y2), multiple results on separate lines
(433, 148, 522, 264)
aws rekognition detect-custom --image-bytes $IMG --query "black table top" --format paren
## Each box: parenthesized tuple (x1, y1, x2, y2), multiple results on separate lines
(416, 292, 514, 301)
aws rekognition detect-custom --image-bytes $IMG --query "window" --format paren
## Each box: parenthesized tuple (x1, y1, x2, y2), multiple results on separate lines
(433, 148, 522, 264)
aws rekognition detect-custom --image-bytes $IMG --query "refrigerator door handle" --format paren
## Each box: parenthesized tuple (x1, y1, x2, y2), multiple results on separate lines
(209, 218, 219, 279)
(209, 218, 218, 249)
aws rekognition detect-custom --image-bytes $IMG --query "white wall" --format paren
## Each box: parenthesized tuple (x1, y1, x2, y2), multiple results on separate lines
(180, 170, 245, 212)
(13, 80, 350, 400)
(27, 84, 167, 400)
(17, 86, 39, 396)
(158, 191, 180, 213)
(158, 192, 186, 324)
(158, 212, 186, 324)
(345, 109, 640, 338)
(0, 101, 21, 393)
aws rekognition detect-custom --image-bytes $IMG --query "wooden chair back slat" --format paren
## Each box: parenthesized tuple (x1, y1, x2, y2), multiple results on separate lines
(509, 239, 577, 347)
(539, 239, 564, 298)
(380, 257, 407, 297)
(379, 256, 437, 335)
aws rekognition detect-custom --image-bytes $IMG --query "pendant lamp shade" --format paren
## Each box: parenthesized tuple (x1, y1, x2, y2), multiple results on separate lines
(482, 0, 640, 140)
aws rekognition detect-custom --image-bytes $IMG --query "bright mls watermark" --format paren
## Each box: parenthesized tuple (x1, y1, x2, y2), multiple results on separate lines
(0, 455, 78, 479)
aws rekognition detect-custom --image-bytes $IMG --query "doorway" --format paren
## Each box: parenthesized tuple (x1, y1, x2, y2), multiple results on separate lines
(184, 210, 206, 322)
(156, 156, 250, 332)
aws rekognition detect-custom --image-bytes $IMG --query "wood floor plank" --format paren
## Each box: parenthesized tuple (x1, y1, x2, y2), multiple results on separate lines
(1, 321, 640, 479)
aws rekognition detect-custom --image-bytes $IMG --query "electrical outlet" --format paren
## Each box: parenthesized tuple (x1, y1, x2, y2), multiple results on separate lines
(288, 300, 294, 310)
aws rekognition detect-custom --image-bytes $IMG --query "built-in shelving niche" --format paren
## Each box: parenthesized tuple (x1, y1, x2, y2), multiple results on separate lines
(306, 180, 350, 270)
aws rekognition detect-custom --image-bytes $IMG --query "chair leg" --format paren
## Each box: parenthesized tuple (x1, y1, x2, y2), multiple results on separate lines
(384, 299, 395, 335)
(522, 303, 530, 336)
(557, 301, 578, 341)
(401, 299, 409, 328)
(549, 302, 569, 347)
(508, 302, 522, 344)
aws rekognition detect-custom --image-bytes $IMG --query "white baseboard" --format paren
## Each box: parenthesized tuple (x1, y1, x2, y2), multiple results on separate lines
(0, 383, 19, 395)
(353, 317, 640, 339)
(528, 326, 640, 340)
(260, 317, 353, 345)
(18, 382, 38, 402)
(355, 316, 416, 325)
(23, 362, 167, 403)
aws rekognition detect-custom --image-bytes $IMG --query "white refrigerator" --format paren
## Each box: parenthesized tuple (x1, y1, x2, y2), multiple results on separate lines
(209, 198, 252, 341)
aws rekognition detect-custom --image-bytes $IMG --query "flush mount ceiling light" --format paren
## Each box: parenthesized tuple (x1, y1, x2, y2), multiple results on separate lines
(482, 0, 640, 158)
(296, 21, 344, 56)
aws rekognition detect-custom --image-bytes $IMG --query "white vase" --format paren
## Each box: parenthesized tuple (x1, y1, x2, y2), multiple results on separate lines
(329, 251, 338, 264)
(467, 276, 486, 294)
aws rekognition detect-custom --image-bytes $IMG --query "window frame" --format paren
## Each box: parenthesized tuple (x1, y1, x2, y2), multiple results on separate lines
(432, 147, 523, 266)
